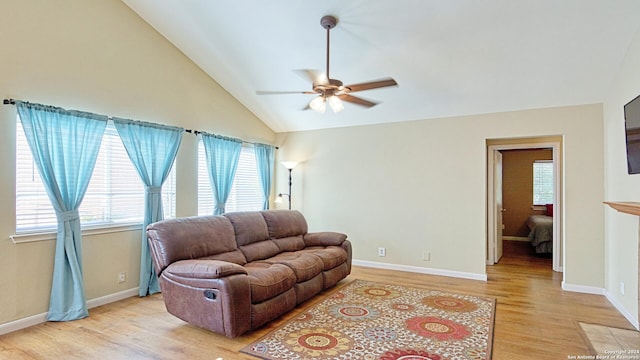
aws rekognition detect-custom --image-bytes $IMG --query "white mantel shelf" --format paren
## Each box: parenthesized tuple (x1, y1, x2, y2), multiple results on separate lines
(604, 201, 640, 216)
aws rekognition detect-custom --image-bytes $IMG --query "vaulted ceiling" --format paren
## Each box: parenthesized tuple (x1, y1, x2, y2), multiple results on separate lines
(122, 1, 640, 132)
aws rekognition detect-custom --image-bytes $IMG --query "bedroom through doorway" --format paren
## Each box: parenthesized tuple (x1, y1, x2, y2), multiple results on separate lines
(486, 136, 563, 273)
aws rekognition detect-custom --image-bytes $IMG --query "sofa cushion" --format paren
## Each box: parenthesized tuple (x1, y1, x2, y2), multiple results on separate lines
(261, 210, 308, 238)
(239, 240, 281, 262)
(273, 235, 305, 252)
(147, 215, 237, 274)
(299, 246, 348, 271)
(224, 212, 270, 246)
(244, 262, 297, 303)
(260, 252, 324, 282)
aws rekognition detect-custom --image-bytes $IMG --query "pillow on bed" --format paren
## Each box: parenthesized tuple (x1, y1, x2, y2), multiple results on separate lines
(546, 204, 553, 217)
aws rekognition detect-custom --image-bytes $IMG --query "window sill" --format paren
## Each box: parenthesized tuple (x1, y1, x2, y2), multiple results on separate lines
(10, 223, 143, 244)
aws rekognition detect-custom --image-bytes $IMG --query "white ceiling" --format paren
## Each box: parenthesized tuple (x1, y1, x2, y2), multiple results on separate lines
(122, 0, 640, 133)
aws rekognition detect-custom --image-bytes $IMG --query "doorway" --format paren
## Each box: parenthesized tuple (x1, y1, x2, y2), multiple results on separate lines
(487, 137, 563, 272)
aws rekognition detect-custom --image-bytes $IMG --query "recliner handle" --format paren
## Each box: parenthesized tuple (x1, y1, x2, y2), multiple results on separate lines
(203, 290, 217, 300)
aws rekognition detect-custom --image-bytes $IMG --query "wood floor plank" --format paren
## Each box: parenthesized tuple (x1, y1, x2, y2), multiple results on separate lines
(0, 241, 635, 359)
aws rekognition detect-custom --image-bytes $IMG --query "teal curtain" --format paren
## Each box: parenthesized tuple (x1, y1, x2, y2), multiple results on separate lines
(201, 133, 242, 215)
(254, 143, 275, 210)
(16, 101, 108, 321)
(113, 118, 183, 297)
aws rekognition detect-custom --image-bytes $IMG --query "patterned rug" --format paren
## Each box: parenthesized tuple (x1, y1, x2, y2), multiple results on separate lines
(241, 279, 495, 360)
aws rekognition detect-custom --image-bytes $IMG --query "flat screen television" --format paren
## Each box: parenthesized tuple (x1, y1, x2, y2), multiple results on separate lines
(624, 94, 640, 174)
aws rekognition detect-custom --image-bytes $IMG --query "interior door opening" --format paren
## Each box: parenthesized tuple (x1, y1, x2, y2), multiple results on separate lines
(486, 137, 563, 273)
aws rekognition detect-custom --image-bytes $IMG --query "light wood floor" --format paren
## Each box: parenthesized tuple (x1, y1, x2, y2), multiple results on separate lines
(0, 241, 636, 359)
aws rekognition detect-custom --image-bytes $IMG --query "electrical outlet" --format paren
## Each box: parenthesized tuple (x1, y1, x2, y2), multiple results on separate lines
(620, 282, 625, 295)
(422, 251, 431, 261)
(118, 272, 126, 283)
(378, 247, 386, 257)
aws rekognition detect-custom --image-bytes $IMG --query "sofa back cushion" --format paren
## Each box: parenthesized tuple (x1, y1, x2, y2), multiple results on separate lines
(147, 215, 242, 274)
(238, 241, 281, 262)
(224, 211, 280, 261)
(224, 212, 270, 245)
(273, 236, 305, 252)
(261, 210, 308, 238)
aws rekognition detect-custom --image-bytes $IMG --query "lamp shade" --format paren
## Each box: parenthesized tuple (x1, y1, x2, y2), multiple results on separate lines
(281, 161, 298, 169)
(328, 95, 344, 113)
(309, 96, 326, 113)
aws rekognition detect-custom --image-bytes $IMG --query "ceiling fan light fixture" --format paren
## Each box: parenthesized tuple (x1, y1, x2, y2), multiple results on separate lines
(328, 95, 344, 113)
(309, 95, 326, 113)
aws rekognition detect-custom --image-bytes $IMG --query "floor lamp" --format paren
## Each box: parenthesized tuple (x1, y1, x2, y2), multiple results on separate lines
(276, 161, 298, 210)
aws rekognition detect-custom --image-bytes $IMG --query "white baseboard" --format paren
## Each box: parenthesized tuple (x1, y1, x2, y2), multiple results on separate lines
(0, 287, 139, 335)
(353, 259, 488, 282)
(563, 281, 639, 330)
(0, 312, 48, 336)
(86, 287, 139, 309)
(605, 290, 640, 330)
(503, 236, 529, 242)
(562, 281, 605, 295)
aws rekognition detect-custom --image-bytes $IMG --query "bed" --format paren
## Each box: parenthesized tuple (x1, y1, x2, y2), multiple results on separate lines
(526, 214, 553, 254)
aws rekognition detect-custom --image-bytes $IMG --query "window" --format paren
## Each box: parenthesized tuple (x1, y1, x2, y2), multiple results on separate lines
(197, 141, 263, 215)
(16, 118, 176, 233)
(533, 160, 553, 205)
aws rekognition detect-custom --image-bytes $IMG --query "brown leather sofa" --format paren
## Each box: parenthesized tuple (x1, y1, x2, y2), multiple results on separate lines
(146, 210, 351, 338)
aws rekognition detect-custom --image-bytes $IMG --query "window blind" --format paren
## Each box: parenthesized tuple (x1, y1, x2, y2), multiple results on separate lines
(197, 141, 263, 215)
(533, 160, 554, 205)
(15, 118, 176, 233)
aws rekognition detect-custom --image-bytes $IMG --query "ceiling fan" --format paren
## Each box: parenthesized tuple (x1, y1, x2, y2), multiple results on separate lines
(256, 15, 398, 113)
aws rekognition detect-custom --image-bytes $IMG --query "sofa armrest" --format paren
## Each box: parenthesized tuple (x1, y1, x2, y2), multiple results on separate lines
(304, 232, 347, 247)
(164, 259, 247, 279)
(160, 271, 252, 338)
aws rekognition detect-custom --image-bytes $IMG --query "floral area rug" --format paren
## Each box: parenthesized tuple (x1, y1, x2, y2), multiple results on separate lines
(241, 279, 495, 360)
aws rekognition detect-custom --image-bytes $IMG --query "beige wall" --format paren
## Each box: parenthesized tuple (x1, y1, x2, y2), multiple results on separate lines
(502, 149, 553, 237)
(604, 26, 640, 327)
(276, 104, 604, 286)
(0, 0, 274, 326)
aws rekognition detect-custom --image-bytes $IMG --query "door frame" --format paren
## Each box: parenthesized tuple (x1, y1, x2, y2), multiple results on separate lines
(491, 150, 504, 263)
(487, 140, 563, 272)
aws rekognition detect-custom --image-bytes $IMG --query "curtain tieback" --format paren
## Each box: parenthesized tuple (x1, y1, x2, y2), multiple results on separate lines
(145, 186, 162, 194)
(57, 209, 80, 222)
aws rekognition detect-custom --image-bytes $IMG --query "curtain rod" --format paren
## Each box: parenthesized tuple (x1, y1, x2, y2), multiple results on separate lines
(186, 129, 278, 149)
(4, 98, 278, 148)
(4, 98, 194, 132)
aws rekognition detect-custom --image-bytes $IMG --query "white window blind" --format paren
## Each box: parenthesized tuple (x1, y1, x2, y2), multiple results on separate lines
(533, 160, 553, 205)
(197, 141, 263, 215)
(16, 118, 176, 233)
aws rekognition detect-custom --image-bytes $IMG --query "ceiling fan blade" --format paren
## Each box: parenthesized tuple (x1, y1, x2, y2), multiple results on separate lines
(338, 94, 378, 108)
(294, 69, 329, 85)
(344, 78, 398, 93)
(256, 90, 316, 95)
